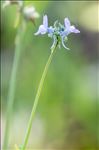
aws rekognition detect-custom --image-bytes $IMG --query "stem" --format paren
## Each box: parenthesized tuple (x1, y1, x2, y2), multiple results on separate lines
(3, 22, 26, 150)
(22, 46, 57, 150)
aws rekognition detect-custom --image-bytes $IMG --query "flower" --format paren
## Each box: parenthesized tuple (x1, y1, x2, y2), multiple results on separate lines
(35, 15, 80, 51)
(35, 15, 55, 36)
(64, 18, 80, 36)
(35, 15, 48, 35)
(23, 6, 40, 22)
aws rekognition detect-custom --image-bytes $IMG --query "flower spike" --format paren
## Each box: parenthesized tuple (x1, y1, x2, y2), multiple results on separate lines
(35, 15, 80, 50)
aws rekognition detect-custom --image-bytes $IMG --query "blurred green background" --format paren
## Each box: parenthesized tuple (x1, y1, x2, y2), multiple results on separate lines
(1, 1, 99, 150)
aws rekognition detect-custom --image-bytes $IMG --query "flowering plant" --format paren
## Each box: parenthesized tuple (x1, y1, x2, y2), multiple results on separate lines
(2, 1, 80, 148)
(21, 15, 80, 150)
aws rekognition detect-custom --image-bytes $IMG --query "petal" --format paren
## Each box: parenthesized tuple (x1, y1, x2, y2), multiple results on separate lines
(43, 15, 48, 28)
(70, 25, 80, 33)
(34, 29, 41, 35)
(39, 25, 47, 34)
(48, 26, 54, 34)
(34, 25, 47, 35)
(63, 30, 70, 36)
(64, 18, 71, 29)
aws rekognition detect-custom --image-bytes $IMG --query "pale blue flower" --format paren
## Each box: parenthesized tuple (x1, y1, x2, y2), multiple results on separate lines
(35, 15, 48, 35)
(64, 18, 80, 36)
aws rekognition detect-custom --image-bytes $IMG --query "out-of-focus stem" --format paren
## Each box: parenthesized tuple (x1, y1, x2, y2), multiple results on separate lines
(3, 21, 26, 150)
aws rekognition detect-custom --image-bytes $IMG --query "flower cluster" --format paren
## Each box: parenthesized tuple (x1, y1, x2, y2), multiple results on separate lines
(35, 15, 80, 51)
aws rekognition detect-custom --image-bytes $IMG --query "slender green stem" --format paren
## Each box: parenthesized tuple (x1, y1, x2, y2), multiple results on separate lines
(3, 22, 26, 150)
(22, 46, 57, 150)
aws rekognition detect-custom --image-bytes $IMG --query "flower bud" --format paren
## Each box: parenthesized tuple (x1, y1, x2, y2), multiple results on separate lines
(23, 6, 40, 23)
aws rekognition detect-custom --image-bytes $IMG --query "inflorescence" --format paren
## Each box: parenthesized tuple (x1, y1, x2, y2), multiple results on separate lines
(35, 15, 80, 51)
